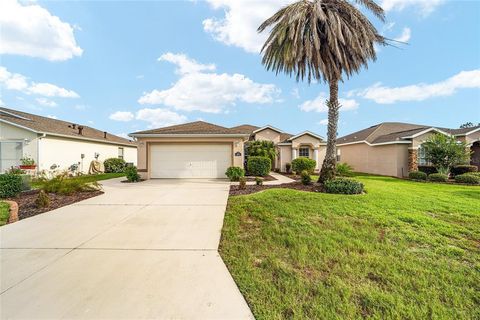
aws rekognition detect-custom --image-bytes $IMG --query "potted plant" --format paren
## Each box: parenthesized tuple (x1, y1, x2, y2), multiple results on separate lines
(19, 156, 36, 170)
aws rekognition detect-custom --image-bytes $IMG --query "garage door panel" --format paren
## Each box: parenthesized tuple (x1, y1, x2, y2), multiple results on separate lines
(150, 144, 231, 179)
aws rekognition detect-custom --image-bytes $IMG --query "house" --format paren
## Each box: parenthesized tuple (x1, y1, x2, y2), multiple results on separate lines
(129, 121, 326, 179)
(337, 122, 480, 177)
(0, 107, 137, 174)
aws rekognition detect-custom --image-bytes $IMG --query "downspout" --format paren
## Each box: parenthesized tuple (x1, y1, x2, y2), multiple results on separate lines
(37, 133, 46, 173)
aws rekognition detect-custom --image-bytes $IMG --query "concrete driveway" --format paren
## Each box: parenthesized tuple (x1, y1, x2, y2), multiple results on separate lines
(0, 178, 253, 319)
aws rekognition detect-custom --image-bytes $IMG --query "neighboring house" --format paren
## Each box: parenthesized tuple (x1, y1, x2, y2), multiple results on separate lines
(0, 107, 137, 173)
(129, 121, 326, 179)
(337, 122, 480, 177)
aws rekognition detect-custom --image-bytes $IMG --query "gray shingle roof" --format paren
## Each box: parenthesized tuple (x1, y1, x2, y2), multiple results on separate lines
(0, 107, 136, 146)
(131, 121, 248, 135)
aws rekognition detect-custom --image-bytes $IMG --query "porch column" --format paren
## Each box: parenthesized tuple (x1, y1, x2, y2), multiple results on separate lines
(408, 147, 418, 172)
(292, 148, 297, 160)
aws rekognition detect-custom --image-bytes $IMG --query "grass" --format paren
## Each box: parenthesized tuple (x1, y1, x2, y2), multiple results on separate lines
(31, 172, 124, 189)
(220, 174, 480, 319)
(0, 201, 10, 226)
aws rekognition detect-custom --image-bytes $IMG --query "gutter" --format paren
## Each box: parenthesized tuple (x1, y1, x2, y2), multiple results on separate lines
(129, 133, 250, 138)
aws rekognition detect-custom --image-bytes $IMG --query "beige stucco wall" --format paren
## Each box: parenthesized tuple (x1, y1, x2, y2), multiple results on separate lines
(291, 135, 326, 170)
(254, 128, 281, 144)
(135, 137, 245, 179)
(412, 132, 437, 149)
(337, 143, 410, 177)
(1, 122, 39, 171)
(39, 136, 137, 173)
(277, 144, 326, 172)
(463, 131, 480, 145)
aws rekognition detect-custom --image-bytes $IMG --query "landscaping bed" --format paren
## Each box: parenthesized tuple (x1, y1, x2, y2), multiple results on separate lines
(230, 181, 322, 196)
(8, 189, 104, 220)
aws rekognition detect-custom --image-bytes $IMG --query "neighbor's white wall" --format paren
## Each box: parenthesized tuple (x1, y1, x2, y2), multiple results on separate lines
(0, 122, 39, 166)
(38, 136, 136, 173)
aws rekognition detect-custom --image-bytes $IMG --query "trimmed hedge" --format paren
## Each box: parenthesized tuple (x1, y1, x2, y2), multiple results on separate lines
(301, 170, 312, 185)
(324, 178, 364, 195)
(0, 174, 23, 198)
(418, 165, 437, 175)
(428, 173, 448, 182)
(455, 173, 480, 185)
(247, 156, 271, 176)
(225, 166, 245, 181)
(104, 158, 126, 173)
(409, 171, 427, 181)
(450, 165, 478, 177)
(291, 158, 316, 174)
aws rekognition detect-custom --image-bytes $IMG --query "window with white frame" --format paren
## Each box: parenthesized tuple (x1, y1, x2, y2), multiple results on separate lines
(0, 141, 23, 172)
(118, 147, 124, 160)
(336, 149, 341, 162)
(299, 147, 310, 157)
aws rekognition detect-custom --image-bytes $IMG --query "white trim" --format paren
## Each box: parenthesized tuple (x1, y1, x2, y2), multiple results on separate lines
(454, 127, 480, 136)
(337, 140, 412, 147)
(401, 127, 451, 139)
(288, 131, 325, 141)
(129, 133, 249, 138)
(252, 125, 284, 134)
(0, 109, 32, 121)
(277, 142, 292, 146)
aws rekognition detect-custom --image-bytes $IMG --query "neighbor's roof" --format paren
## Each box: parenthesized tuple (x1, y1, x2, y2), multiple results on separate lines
(338, 122, 480, 145)
(0, 107, 136, 146)
(130, 121, 250, 136)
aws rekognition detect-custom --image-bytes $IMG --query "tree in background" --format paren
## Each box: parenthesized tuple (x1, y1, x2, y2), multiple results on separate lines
(423, 134, 470, 175)
(460, 122, 480, 129)
(258, 0, 386, 183)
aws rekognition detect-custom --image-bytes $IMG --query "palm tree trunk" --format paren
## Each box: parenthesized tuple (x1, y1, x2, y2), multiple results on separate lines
(318, 79, 340, 183)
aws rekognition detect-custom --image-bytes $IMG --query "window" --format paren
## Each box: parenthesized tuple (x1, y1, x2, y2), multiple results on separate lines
(118, 147, 124, 160)
(0, 141, 23, 172)
(418, 145, 430, 165)
(299, 147, 310, 157)
(336, 149, 341, 162)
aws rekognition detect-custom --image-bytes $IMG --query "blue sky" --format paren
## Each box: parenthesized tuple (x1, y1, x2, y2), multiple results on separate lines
(1, 0, 479, 139)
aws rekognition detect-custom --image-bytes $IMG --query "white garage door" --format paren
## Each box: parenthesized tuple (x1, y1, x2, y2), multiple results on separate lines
(150, 144, 232, 179)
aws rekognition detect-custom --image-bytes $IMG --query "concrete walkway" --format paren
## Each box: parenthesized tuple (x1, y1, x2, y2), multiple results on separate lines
(246, 171, 295, 186)
(0, 178, 253, 319)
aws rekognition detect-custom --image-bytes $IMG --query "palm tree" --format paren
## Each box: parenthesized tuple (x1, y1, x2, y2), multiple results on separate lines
(258, 0, 386, 183)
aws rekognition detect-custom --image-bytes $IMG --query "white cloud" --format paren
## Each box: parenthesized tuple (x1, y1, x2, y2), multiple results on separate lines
(0, 67, 79, 98)
(139, 53, 279, 113)
(318, 119, 329, 125)
(299, 93, 359, 113)
(36, 97, 57, 107)
(109, 111, 135, 122)
(357, 70, 480, 104)
(394, 27, 411, 43)
(136, 108, 187, 128)
(28, 82, 79, 98)
(380, 0, 444, 16)
(159, 52, 216, 75)
(46, 115, 58, 119)
(203, 0, 293, 53)
(0, 0, 83, 61)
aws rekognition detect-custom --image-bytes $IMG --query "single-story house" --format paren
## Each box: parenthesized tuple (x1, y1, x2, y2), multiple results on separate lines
(0, 107, 137, 174)
(129, 121, 326, 179)
(337, 122, 480, 177)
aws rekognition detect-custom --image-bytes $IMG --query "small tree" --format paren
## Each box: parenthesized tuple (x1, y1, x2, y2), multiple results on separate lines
(460, 122, 479, 129)
(246, 141, 276, 169)
(423, 134, 470, 175)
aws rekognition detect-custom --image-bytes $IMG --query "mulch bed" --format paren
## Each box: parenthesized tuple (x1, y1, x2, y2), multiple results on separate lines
(245, 174, 277, 182)
(230, 181, 324, 196)
(8, 190, 104, 220)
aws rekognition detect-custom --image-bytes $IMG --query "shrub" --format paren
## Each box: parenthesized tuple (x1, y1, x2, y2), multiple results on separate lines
(466, 172, 480, 178)
(428, 173, 448, 183)
(239, 177, 247, 190)
(408, 171, 427, 181)
(20, 174, 31, 191)
(301, 170, 312, 185)
(246, 140, 276, 169)
(418, 165, 437, 175)
(38, 173, 100, 195)
(247, 156, 271, 176)
(455, 173, 480, 185)
(103, 158, 126, 173)
(225, 167, 245, 181)
(291, 158, 316, 174)
(336, 163, 354, 177)
(255, 177, 263, 186)
(324, 178, 364, 195)
(6, 167, 25, 175)
(450, 165, 478, 177)
(0, 174, 23, 198)
(125, 166, 141, 182)
(422, 134, 470, 174)
(285, 162, 292, 173)
(35, 190, 50, 208)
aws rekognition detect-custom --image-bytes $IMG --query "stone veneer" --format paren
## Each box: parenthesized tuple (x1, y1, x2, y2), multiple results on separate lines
(408, 148, 418, 172)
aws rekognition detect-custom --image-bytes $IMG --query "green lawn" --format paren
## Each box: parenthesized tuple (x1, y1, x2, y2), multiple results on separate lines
(0, 201, 10, 226)
(220, 174, 480, 319)
(31, 172, 125, 188)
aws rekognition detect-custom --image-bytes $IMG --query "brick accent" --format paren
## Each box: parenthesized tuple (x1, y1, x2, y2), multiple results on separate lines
(408, 148, 418, 172)
(4, 200, 19, 224)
